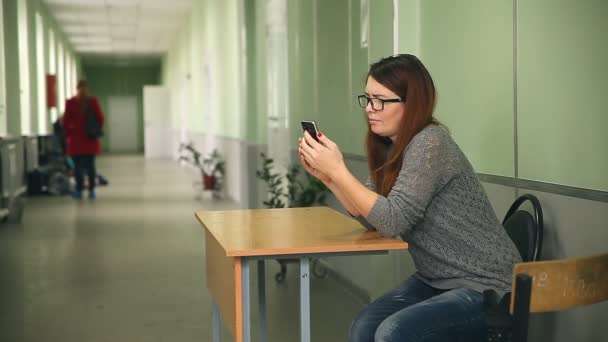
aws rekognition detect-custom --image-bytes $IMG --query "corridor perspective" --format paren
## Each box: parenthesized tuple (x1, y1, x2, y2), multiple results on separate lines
(1, 0, 607, 341)
(0, 156, 363, 341)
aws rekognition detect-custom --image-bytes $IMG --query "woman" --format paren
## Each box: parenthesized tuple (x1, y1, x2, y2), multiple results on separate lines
(298, 54, 521, 342)
(63, 80, 105, 200)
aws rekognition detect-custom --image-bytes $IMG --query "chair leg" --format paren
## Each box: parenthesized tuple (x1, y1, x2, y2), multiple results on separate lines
(483, 290, 513, 342)
(275, 260, 287, 283)
(512, 274, 533, 342)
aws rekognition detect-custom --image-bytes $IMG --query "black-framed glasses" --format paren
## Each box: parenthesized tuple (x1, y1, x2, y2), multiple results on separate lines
(357, 95, 403, 111)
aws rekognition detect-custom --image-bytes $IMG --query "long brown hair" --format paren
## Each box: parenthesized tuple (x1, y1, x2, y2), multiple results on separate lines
(365, 54, 438, 196)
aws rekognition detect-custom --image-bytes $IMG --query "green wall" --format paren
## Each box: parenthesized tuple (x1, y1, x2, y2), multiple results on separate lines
(244, 0, 260, 144)
(517, 0, 608, 190)
(162, 0, 243, 138)
(252, 0, 267, 145)
(287, 0, 314, 150)
(312, 0, 352, 153)
(403, 0, 606, 190)
(3, 0, 20, 135)
(83, 63, 161, 153)
(163, 0, 395, 152)
(2, 0, 80, 136)
(420, 0, 515, 177)
(0, 0, 603, 189)
(283, 0, 393, 155)
(161, 0, 607, 191)
(369, 0, 393, 62)
(27, 0, 37, 133)
(348, 0, 374, 154)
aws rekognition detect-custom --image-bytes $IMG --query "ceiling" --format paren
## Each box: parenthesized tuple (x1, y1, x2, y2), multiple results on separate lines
(43, 0, 192, 61)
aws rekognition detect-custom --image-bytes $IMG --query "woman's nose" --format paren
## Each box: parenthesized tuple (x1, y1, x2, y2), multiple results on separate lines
(365, 102, 375, 114)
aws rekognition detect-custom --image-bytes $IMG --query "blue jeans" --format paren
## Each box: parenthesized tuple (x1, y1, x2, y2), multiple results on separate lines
(349, 276, 484, 342)
(73, 155, 97, 192)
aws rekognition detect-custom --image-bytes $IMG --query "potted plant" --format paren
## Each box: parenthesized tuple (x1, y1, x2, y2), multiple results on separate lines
(256, 152, 329, 281)
(179, 143, 225, 195)
(256, 152, 328, 208)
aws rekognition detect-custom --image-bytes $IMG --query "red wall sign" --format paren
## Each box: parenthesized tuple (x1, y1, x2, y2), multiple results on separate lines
(46, 74, 57, 108)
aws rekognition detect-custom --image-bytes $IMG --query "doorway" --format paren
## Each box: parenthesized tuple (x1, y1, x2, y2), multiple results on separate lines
(108, 96, 138, 153)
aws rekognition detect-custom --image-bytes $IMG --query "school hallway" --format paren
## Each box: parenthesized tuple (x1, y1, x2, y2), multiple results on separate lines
(0, 155, 364, 342)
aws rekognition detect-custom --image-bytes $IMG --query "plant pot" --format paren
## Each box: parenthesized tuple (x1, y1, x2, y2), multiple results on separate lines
(203, 175, 216, 190)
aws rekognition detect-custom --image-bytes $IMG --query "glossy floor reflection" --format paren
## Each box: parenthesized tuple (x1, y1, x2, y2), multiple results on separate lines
(0, 155, 364, 342)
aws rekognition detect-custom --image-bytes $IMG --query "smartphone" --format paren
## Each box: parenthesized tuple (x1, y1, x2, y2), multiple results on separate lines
(301, 121, 319, 142)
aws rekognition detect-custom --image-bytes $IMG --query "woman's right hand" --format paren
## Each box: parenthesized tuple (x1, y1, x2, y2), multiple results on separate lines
(299, 138, 331, 184)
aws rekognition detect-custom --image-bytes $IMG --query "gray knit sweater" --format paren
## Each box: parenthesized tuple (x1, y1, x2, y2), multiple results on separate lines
(355, 125, 521, 293)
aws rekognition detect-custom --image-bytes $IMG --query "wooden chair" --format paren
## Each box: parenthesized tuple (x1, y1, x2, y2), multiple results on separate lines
(485, 252, 608, 341)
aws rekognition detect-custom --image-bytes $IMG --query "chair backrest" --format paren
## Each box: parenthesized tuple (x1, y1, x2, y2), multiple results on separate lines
(511, 252, 608, 314)
(503, 194, 544, 262)
(508, 253, 608, 342)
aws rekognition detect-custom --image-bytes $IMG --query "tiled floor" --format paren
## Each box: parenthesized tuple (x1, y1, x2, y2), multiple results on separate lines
(0, 156, 364, 342)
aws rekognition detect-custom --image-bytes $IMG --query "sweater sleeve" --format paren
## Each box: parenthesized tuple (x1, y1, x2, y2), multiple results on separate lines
(352, 177, 377, 231)
(364, 128, 461, 238)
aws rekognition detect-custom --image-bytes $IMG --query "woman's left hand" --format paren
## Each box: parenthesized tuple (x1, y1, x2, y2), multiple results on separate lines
(299, 131, 344, 180)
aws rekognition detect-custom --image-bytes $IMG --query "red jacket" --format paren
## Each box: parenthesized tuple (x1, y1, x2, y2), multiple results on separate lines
(63, 96, 105, 156)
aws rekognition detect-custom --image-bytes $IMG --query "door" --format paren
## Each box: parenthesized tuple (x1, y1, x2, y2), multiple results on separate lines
(143, 86, 169, 159)
(108, 96, 138, 153)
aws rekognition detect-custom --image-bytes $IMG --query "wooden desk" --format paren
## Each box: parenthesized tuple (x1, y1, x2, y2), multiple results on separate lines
(196, 206, 408, 342)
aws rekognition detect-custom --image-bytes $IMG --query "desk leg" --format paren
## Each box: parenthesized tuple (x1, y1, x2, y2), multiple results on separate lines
(212, 300, 221, 342)
(300, 257, 311, 342)
(258, 260, 267, 342)
(242, 258, 251, 342)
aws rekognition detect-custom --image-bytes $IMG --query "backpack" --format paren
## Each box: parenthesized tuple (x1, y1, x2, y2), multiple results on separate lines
(85, 98, 103, 139)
